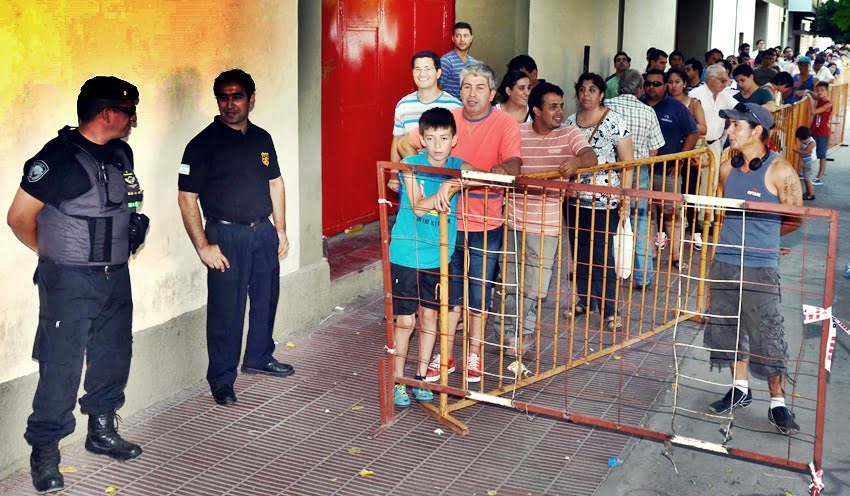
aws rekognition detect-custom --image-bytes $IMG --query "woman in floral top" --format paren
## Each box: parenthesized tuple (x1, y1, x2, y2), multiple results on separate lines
(564, 73, 634, 331)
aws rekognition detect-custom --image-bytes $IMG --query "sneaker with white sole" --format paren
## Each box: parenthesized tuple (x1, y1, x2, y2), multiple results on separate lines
(466, 352, 482, 383)
(693, 232, 703, 251)
(424, 354, 456, 382)
(768, 405, 800, 435)
(656, 231, 669, 252)
(708, 387, 752, 414)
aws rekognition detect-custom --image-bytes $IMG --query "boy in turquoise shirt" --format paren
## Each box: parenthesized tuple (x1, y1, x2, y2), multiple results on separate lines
(389, 107, 471, 407)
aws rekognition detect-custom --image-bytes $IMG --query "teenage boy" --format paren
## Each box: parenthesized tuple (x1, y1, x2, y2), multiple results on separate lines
(810, 81, 833, 185)
(390, 108, 471, 406)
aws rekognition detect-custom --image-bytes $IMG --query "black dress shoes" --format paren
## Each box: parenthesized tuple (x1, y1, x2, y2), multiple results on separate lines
(212, 384, 237, 406)
(30, 444, 63, 494)
(84, 413, 143, 461)
(241, 360, 295, 378)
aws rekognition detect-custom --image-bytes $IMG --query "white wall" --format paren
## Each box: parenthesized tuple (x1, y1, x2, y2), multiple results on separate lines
(455, 0, 530, 77)
(529, 0, 620, 115)
(766, 2, 784, 47)
(710, 0, 756, 57)
(0, 0, 300, 384)
(622, 0, 678, 61)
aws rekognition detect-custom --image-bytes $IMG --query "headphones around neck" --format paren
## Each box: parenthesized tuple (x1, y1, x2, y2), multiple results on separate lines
(730, 150, 770, 171)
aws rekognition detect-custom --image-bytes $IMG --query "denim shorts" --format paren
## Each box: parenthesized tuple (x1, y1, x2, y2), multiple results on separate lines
(449, 228, 504, 312)
(814, 135, 829, 159)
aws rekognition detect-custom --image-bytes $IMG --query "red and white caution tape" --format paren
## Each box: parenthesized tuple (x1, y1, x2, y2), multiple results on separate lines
(834, 317, 850, 338)
(809, 462, 825, 494)
(825, 319, 837, 373)
(803, 304, 832, 324)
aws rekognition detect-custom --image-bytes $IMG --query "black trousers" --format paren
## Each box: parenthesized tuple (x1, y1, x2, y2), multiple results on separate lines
(205, 219, 279, 388)
(26, 261, 133, 448)
(567, 206, 619, 316)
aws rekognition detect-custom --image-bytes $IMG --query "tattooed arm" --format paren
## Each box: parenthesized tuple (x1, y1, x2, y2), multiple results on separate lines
(768, 158, 803, 236)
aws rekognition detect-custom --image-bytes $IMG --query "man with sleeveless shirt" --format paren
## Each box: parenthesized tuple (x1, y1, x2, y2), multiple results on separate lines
(704, 103, 803, 435)
(7, 76, 148, 493)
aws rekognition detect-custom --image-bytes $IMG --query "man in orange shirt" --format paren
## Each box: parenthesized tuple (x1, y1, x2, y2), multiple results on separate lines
(398, 62, 521, 383)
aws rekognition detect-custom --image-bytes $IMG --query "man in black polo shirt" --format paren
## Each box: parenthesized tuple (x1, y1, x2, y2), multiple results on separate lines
(178, 69, 294, 407)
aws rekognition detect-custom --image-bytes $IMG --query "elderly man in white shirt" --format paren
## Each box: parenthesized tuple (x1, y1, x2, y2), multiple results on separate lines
(813, 56, 835, 84)
(686, 64, 737, 243)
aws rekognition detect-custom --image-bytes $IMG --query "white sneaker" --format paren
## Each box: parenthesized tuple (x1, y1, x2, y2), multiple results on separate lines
(693, 232, 703, 251)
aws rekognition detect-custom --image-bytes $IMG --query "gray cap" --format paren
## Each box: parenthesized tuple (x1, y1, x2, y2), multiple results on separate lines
(719, 102, 774, 130)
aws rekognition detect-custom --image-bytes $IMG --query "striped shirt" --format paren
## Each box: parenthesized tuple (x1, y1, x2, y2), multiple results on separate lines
(508, 123, 591, 235)
(439, 50, 478, 99)
(605, 94, 665, 160)
(392, 91, 462, 137)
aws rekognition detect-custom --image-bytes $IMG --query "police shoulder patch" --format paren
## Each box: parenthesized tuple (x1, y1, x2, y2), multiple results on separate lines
(27, 160, 49, 183)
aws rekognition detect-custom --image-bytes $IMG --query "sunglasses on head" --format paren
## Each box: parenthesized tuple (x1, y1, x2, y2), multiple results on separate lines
(734, 103, 764, 128)
(106, 105, 136, 116)
(643, 81, 664, 88)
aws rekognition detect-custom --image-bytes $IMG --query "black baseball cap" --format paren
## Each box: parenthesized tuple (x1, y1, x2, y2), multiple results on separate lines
(78, 76, 139, 103)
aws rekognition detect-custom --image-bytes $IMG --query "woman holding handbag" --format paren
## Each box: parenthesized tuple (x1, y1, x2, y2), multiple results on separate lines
(564, 73, 634, 331)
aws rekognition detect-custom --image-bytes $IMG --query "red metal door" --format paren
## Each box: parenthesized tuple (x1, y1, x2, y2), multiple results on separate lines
(321, 0, 455, 236)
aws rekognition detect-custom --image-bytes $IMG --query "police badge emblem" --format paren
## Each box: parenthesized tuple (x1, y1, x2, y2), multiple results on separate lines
(27, 160, 49, 182)
(261, 152, 270, 167)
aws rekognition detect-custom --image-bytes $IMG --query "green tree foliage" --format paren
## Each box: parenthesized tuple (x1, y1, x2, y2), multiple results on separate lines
(813, 0, 850, 44)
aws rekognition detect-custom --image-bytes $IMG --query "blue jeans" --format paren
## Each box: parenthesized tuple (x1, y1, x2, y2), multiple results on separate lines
(632, 165, 653, 285)
(449, 228, 504, 312)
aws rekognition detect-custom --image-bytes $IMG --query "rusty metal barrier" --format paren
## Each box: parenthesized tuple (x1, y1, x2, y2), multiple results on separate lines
(374, 153, 838, 489)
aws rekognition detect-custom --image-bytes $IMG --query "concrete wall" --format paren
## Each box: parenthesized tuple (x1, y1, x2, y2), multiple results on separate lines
(622, 0, 678, 64)
(528, 0, 620, 115)
(710, 0, 756, 58)
(455, 0, 530, 79)
(765, 2, 785, 48)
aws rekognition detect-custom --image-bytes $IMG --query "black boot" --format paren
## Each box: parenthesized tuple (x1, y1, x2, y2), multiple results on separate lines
(30, 444, 64, 494)
(84, 413, 142, 461)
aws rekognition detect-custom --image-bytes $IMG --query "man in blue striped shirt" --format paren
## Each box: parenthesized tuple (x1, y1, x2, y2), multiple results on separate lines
(439, 22, 476, 100)
(391, 51, 462, 163)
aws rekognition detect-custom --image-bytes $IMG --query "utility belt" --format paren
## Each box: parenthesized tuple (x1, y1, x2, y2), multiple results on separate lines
(206, 216, 267, 228)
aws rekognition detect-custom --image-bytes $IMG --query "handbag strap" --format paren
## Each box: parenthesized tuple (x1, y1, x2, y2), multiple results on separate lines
(588, 107, 610, 144)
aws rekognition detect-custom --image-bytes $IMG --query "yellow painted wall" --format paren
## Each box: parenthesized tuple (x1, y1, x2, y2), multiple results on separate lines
(0, 0, 300, 383)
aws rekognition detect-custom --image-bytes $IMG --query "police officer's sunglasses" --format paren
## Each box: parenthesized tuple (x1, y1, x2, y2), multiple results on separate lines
(106, 105, 136, 117)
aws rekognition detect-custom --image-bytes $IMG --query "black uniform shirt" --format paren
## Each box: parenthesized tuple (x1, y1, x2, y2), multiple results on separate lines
(178, 117, 281, 223)
(21, 129, 124, 207)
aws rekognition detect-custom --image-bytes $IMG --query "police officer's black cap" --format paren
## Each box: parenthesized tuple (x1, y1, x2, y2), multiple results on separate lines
(78, 76, 139, 102)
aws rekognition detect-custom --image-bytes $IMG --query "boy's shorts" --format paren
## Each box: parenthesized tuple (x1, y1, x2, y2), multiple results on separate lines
(813, 135, 829, 159)
(391, 264, 444, 315)
(801, 159, 815, 181)
(449, 227, 504, 312)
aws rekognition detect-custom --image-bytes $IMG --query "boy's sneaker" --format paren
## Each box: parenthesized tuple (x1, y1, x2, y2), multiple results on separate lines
(412, 386, 434, 402)
(803, 193, 815, 201)
(656, 231, 669, 252)
(466, 352, 482, 383)
(812, 178, 824, 186)
(394, 384, 411, 408)
(768, 406, 800, 435)
(692, 232, 703, 251)
(424, 355, 456, 382)
(708, 387, 752, 414)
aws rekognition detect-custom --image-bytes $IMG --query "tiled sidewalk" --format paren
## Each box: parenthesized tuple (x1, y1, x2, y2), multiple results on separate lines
(0, 287, 689, 496)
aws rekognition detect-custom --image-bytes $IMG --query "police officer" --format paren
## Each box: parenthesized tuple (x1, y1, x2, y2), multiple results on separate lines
(7, 76, 148, 494)
(178, 69, 293, 408)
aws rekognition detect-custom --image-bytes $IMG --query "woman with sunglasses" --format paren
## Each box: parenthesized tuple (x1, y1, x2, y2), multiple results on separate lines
(563, 73, 634, 331)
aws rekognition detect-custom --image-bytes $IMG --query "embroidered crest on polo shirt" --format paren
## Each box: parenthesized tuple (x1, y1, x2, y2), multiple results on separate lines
(27, 160, 49, 182)
(261, 152, 270, 167)
(179, 164, 190, 175)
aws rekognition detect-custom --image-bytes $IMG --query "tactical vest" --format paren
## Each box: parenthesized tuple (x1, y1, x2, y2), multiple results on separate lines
(37, 127, 138, 266)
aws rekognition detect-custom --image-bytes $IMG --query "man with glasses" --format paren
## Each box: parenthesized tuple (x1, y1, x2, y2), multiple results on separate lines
(688, 64, 737, 247)
(178, 69, 294, 408)
(705, 102, 803, 435)
(7, 76, 147, 493)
